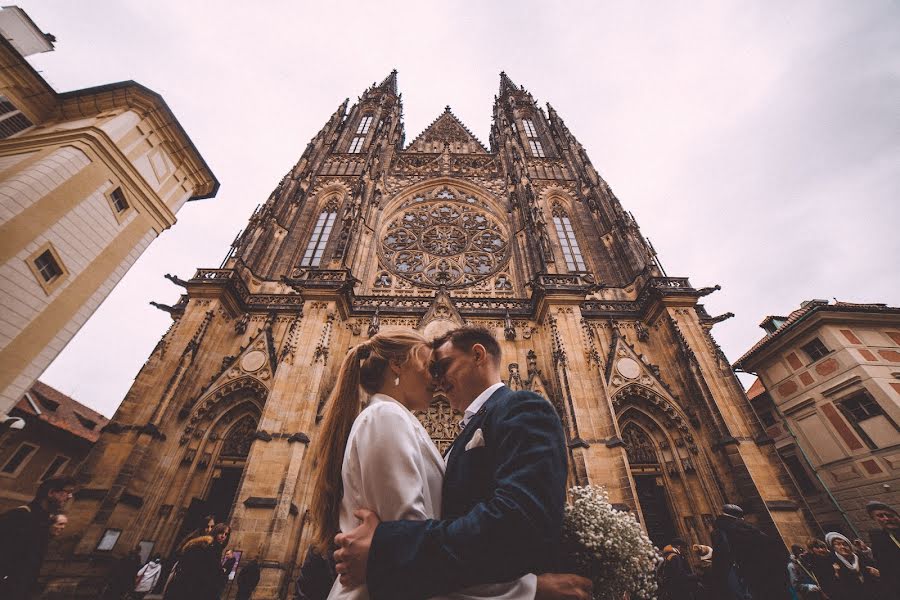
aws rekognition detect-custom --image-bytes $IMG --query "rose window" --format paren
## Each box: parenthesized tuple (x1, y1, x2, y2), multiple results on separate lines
(380, 186, 509, 288)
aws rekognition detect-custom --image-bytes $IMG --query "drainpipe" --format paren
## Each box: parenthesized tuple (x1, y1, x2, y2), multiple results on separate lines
(737, 368, 860, 538)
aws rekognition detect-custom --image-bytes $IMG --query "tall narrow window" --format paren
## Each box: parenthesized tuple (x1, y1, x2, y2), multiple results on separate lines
(41, 455, 69, 481)
(357, 115, 373, 135)
(522, 119, 538, 138)
(522, 118, 545, 157)
(301, 203, 338, 267)
(552, 205, 586, 271)
(2, 443, 38, 475)
(348, 136, 365, 153)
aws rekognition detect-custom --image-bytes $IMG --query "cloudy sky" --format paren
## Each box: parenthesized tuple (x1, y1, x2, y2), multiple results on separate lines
(19, 1, 899, 417)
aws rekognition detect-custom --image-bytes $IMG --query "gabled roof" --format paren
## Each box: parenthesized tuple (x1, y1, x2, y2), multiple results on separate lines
(0, 35, 218, 200)
(13, 380, 109, 443)
(734, 300, 900, 370)
(405, 107, 489, 154)
(746, 378, 767, 401)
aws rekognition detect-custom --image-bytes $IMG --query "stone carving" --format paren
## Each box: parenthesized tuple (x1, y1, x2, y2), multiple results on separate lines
(415, 397, 462, 454)
(221, 415, 257, 458)
(380, 184, 509, 289)
(622, 423, 658, 465)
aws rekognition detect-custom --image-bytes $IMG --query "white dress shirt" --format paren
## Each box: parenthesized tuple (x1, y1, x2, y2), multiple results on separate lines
(327, 392, 535, 600)
(461, 381, 505, 429)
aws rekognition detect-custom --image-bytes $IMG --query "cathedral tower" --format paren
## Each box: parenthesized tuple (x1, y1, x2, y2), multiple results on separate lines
(48, 73, 812, 598)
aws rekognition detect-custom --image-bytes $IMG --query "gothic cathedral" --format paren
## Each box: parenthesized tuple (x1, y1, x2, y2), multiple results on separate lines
(53, 72, 812, 598)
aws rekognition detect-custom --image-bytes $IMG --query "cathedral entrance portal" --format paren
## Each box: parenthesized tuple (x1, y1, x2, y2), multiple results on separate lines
(206, 466, 243, 523)
(633, 474, 677, 548)
(622, 423, 678, 548)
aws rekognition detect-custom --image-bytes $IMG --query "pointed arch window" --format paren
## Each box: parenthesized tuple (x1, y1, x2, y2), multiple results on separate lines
(301, 201, 338, 267)
(348, 114, 373, 153)
(522, 118, 545, 157)
(552, 205, 586, 271)
(357, 115, 373, 135)
(348, 136, 365, 153)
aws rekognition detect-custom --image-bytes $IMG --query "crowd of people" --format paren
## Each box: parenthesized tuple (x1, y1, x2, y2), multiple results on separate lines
(0, 482, 262, 600)
(656, 500, 900, 600)
(147, 515, 260, 600)
(0, 469, 897, 600)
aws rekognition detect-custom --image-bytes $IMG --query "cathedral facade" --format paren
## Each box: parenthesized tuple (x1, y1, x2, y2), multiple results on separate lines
(50, 72, 812, 598)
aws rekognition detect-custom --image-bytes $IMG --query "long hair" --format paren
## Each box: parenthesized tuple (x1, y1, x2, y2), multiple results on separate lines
(308, 329, 428, 553)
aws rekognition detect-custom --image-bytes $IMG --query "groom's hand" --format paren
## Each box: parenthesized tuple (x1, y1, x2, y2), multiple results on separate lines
(535, 573, 592, 600)
(333, 508, 381, 588)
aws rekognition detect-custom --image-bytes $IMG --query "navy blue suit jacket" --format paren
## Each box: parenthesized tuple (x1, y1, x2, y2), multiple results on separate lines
(367, 386, 567, 600)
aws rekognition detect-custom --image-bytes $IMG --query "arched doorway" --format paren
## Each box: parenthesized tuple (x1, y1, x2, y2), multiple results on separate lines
(205, 414, 256, 522)
(622, 422, 678, 548)
(174, 380, 266, 545)
(614, 384, 723, 550)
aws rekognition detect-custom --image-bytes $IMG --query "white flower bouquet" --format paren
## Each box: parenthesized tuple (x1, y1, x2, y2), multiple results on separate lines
(562, 485, 662, 600)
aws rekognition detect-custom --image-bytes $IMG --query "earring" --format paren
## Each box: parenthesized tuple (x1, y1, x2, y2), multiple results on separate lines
(394, 376, 400, 386)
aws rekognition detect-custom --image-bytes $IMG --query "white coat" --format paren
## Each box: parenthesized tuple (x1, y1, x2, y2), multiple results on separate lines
(134, 560, 162, 593)
(326, 394, 536, 600)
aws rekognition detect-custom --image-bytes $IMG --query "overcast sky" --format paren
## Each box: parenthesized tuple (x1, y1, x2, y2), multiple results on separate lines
(20, 1, 899, 417)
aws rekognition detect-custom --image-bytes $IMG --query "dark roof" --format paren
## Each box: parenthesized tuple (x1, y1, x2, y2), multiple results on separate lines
(14, 381, 109, 443)
(405, 107, 489, 153)
(734, 300, 900, 370)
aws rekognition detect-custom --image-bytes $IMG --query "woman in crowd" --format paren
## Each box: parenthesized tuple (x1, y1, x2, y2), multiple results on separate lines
(820, 531, 881, 600)
(163, 523, 230, 600)
(133, 555, 163, 599)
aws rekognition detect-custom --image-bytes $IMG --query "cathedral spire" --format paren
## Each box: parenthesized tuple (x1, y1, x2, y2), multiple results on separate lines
(499, 71, 518, 97)
(378, 69, 398, 95)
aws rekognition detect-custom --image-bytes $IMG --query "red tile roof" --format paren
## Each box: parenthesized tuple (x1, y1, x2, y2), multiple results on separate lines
(734, 300, 900, 370)
(13, 380, 109, 443)
(746, 378, 766, 401)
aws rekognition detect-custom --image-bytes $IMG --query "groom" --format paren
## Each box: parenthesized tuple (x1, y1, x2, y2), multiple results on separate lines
(334, 326, 591, 599)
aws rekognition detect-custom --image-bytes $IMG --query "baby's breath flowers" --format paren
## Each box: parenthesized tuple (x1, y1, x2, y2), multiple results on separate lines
(562, 485, 662, 600)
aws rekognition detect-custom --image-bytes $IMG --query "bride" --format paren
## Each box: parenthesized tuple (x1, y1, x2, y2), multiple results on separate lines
(308, 329, 535, 600)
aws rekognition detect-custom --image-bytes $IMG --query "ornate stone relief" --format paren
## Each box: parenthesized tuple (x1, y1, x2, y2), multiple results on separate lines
(415, 398, 461, 454)
(379, 184, 509, 289)
(622, 423, 658, 465)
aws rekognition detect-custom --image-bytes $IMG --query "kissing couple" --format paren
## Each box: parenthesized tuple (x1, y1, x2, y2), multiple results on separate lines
(309, 326, 592, 600)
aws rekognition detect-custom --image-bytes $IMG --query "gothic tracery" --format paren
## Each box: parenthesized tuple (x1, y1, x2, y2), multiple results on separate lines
(380, 185, 509, 288)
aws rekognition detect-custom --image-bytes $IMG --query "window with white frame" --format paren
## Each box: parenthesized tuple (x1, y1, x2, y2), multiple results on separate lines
(2, 443, 38, 476)
(110, 187, 130, 213)
(357, 115, 373, 135)
(522, 118, 545, 157)
(348, 136, 365, 153)
(300, 203, 338, 267)
(552, 207, 586, 271)
(34, 249, 63, 283)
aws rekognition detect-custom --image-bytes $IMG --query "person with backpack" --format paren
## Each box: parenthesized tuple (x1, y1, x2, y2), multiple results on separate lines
(710, 503, 791, 600)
